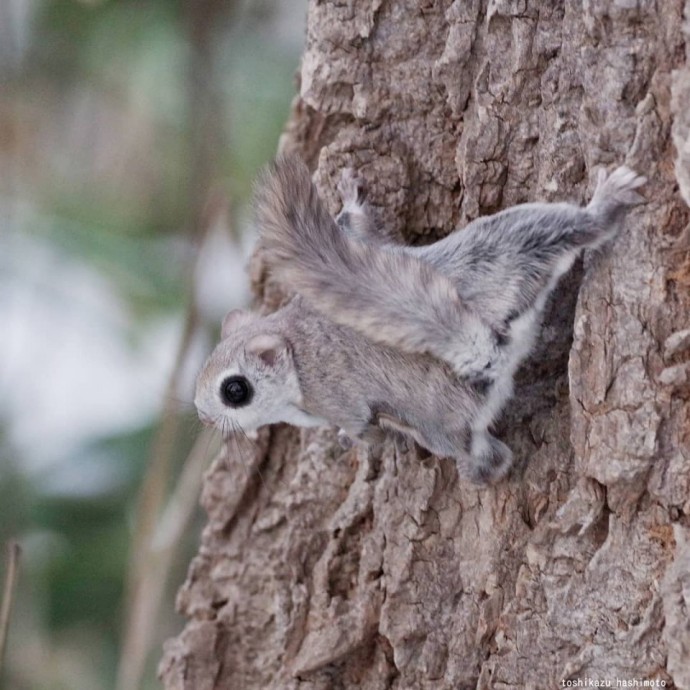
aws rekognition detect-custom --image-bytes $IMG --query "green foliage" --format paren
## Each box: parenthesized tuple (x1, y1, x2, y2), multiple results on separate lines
(221, 32, 301, 199)
(0, 436, 33, 547)
(2, 0, 304, 687)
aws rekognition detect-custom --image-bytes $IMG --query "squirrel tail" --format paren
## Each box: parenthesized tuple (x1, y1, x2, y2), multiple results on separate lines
(255, 155, 499, 376)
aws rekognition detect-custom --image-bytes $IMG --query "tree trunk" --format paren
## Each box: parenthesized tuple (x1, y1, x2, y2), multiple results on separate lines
(160, 1, 690, 688)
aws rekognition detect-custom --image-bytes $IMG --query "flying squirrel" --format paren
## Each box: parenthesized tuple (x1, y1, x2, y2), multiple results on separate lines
(194, 299, 498, 482)
(195, 156, 645, 484)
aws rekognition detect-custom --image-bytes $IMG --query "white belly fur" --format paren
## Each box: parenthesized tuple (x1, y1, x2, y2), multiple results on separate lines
(473, 252, 578, 433)
(472, 306, 541, 434)
(280, 405, 329, 428)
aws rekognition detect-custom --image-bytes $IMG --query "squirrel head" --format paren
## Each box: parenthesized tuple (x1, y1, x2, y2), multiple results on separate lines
(194, 309, 302, 435)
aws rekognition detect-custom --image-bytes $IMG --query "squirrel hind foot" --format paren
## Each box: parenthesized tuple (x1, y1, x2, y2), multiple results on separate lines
(465, 432, 514, 485)
(586, 166, 646, 235)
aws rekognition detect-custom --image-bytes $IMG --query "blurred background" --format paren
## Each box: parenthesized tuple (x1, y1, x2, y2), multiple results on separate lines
(0, 0, 306, 687)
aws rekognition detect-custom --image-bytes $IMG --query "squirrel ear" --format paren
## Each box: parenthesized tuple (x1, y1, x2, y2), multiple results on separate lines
(222, 309, 251, 339)
(246, 334, 289, 368)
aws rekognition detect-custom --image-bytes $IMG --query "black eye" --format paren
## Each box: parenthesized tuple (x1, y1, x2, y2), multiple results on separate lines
(220, 376, 253, 408)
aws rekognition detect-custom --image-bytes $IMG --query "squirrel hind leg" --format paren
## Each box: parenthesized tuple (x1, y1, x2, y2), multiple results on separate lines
(376, 412, 423, 450)
(465, 431, 514, 485)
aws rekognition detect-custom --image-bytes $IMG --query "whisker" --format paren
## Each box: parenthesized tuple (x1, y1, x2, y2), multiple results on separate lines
(228, 420, 250, 485)
(183, 415, 204, 436)
(167, 395, 195, 409)
(161, 394, 197, 416)
(236, 421, 292, 493)
(234, 422, 259, 451)
(221, 419, 249, 482)
(250, 459, 271, 495)
(235, 421, 270, 494)
(201, 420, 218, 461)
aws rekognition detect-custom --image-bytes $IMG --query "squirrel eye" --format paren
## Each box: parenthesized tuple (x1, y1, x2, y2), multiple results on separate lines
(220, 376, 253, 408)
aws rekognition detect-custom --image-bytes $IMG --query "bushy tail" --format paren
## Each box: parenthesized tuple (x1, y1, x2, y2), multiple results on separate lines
(255, 155, 499, 377)
(587, 166, 646, 229)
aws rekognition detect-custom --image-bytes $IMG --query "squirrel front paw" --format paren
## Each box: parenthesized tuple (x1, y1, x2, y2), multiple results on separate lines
(455, 357, 498, 383)
(450, 346, 502, 383)
(450, 326, 509, 384)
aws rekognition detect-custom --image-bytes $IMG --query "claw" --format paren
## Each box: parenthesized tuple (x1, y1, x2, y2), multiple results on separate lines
(337, 428, 354, 450)
(337, 167, 364, 206)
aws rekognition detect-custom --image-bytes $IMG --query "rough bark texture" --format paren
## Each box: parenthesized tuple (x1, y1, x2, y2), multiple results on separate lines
(160, 1, 690, 688)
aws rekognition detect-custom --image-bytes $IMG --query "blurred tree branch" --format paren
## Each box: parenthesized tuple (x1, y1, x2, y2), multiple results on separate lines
(116, 2, 236, 689)
(0, 540, 21, 679)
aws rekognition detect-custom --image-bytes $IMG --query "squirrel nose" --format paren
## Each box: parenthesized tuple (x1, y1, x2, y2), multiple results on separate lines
(196, 407, 216, 426)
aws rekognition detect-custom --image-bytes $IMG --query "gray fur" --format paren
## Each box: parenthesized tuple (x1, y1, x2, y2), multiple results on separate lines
(259, 158, 644, 364)
(410, 165, 646, 326)
(335, 167, 390, 242)
(195, 298, 508, 484)
(252, 156, 645, 481)
(256, 156, 504, 381)
(406, 166, 645, 447)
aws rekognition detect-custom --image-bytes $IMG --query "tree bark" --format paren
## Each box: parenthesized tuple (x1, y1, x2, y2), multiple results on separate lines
(160, 1, 690, 688)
